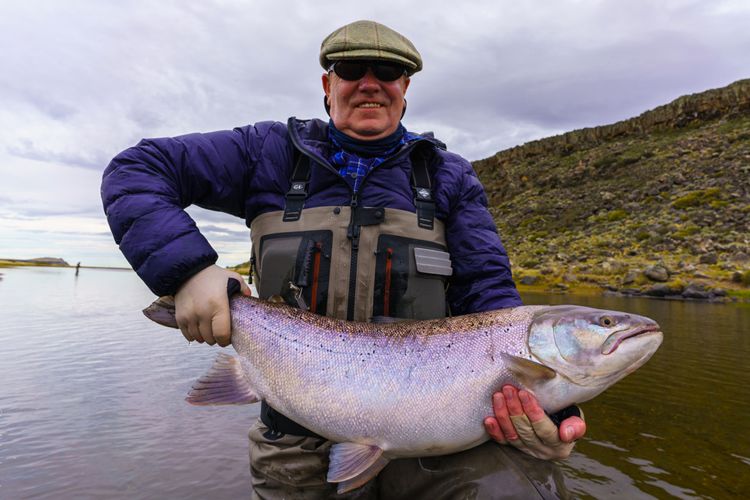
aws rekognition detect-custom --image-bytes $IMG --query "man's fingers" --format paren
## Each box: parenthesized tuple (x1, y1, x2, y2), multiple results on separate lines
(502, 385, 524, 417)
(179, 325, 193, 342)
(559, 415, 586, 442)
(187, 323, 204, 343)
(492, 392, 519, 441)
(239, 277, 252, 296)
(530, 416, 563, 447)
(518, 391, 547, 423)
(212, 311, 232, 347)
(483, 417, 508, 444)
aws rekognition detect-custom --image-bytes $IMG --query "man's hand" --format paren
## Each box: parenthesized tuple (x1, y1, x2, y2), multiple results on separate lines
(483, 385, 585, 460)
(174, 264, 251, 347)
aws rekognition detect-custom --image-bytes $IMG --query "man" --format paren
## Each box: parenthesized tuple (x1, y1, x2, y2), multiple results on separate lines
(102, 20, 585, 499)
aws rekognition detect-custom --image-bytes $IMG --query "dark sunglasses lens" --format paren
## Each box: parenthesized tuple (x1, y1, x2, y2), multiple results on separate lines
(333, 62, 367, 81)
(372, 64, 405, 81)
(333, 62, 405, 81)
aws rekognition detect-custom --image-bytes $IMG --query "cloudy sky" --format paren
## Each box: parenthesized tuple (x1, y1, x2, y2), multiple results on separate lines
(1, 0, 748, 270)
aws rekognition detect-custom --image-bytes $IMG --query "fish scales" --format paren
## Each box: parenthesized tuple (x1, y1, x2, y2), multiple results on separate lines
(231, 299, 543, 455)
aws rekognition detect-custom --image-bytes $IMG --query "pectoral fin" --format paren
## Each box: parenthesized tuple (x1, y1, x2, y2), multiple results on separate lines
(327, 443, 386, 489)
(501, 353, 557, 389)
(187, 353, 260, 405)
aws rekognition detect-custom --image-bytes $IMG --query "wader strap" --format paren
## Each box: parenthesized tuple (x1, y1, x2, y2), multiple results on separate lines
(410, 145, 436, 230)
(283, 148, 310, 222)
(260, 401, 324, 439)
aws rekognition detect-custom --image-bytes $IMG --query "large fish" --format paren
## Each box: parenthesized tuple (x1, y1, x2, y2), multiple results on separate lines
(144, 295, 662, 493)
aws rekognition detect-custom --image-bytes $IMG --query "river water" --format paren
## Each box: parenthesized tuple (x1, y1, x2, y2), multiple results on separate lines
(0, 267, 748, 499)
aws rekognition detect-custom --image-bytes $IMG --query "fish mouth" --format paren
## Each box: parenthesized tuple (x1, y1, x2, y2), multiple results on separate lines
(601, 325, 662, 355)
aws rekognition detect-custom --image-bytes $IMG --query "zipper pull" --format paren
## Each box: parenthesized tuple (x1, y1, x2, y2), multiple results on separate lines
(288, 282, 309, 311)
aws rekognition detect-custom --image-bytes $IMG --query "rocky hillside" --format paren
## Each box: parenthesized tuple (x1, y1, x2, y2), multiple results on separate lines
(472, 79, 750, 299)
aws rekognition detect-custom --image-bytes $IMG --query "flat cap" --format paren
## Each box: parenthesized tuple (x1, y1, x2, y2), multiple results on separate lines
(320, 20, 422, 75)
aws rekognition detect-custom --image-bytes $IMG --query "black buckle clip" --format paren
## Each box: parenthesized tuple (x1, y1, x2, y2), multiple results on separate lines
(283, 181, 309, 221)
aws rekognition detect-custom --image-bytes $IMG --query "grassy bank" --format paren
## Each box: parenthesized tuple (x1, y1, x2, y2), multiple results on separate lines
(473, 79, 750, 300)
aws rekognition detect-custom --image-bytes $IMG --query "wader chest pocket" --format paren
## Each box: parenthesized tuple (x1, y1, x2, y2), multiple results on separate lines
(372, 236, 452, 320)
(255, 231, 332, 314)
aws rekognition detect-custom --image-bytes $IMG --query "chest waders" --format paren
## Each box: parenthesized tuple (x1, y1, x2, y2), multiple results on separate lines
(250, 133, 453, 438)
(249, 142, 453, 323)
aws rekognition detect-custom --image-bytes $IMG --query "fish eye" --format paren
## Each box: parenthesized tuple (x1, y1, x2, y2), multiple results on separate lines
(599, 316, 615, 327)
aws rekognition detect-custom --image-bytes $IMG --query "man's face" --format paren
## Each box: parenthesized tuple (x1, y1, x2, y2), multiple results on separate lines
(322, 64, 410, 141)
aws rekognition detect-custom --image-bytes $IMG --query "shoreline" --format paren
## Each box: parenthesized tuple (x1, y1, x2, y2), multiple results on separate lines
(0, 260, 132, 271)
(516, 284, 750, 303)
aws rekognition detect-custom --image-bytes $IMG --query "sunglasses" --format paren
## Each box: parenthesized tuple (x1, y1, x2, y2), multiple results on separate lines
(329, 61, 407, 82)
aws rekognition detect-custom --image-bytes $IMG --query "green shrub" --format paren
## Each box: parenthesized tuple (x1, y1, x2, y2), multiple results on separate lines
(671, 191, 702, 209)
(608, 210, 628, 222)
(670, 225, 700, 240)
(528, 231, 548, 242)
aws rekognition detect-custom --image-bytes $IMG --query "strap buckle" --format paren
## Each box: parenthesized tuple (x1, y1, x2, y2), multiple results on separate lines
(283, 181, 308, 221)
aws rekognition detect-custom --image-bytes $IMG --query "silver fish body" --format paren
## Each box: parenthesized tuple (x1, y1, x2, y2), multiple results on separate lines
(144, 295, 663, 492)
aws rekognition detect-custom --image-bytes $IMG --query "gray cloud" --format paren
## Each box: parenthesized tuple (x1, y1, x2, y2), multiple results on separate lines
(1, 0, 749, 265)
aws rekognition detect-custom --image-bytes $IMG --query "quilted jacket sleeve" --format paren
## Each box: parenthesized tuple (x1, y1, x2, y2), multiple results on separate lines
(436, 151, 523, 314)
(101, 122, 287, 296)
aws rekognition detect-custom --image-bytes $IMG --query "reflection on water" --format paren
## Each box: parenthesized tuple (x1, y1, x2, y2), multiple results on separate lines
(522, 292, 750, 499)
(0, 267, 259, 499)
(1, 269, 748, 499)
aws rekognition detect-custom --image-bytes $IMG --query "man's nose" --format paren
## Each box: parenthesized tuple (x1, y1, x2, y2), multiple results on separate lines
(358, 68, 381, 90)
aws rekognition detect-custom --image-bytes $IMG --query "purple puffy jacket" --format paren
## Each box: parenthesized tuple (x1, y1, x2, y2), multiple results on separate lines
(101, 117, 521, 314)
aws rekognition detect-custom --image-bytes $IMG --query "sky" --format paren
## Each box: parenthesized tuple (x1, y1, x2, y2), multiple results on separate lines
(1, 0, 749, 270)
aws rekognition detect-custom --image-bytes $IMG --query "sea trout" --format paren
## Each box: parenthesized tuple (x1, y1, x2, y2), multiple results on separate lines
(144, 295, 662, 493)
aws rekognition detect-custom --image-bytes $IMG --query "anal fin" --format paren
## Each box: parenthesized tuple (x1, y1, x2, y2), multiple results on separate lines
(327, 443, 384, 485)
(336, 456, 390, 494)
(186, 353, 260, 405)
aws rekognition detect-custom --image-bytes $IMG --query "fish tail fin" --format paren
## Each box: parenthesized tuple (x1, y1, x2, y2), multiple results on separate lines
(142, 296, 178, 329)
(187, 353, 260, 406)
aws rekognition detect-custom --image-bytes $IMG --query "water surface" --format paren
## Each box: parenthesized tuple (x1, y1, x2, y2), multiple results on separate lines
(1, 268, 748, 499)
(522, 292, 750, 499)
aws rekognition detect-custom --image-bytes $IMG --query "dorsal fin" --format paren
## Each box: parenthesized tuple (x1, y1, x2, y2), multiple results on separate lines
(267, 294, 286, 304)
(370, 316, 416, 324)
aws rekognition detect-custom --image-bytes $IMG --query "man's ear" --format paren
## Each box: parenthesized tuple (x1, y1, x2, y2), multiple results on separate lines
(322, 72, 331, 102)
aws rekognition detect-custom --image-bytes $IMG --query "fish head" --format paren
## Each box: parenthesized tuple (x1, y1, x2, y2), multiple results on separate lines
(528, 305, 663, 389)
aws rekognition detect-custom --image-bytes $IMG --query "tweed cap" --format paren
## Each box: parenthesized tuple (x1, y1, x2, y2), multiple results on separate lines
(320, 20, 422, 76)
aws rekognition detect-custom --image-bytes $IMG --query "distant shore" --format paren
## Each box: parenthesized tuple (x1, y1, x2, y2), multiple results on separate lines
(0, 259, 132, 271)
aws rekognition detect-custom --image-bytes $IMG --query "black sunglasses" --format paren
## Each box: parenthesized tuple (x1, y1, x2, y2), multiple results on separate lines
(329, 60, 407, 82)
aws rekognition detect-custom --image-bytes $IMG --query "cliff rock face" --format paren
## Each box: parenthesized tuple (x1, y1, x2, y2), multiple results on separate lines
(474, 79, 750, 178)
(470, 79, 750, 296)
